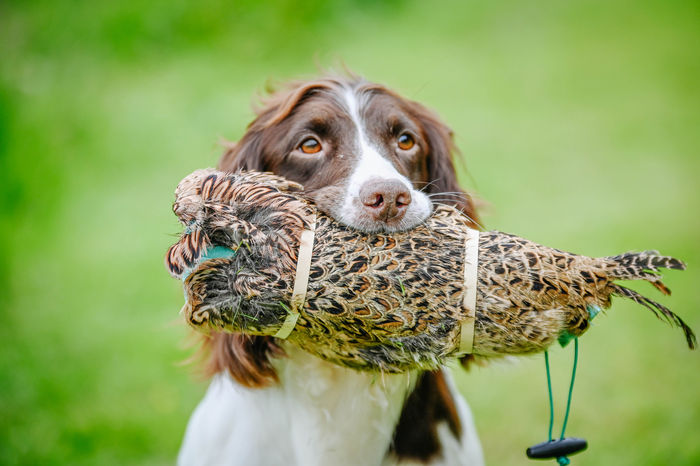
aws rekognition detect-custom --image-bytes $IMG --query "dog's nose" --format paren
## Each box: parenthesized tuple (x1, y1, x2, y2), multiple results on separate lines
(359, 179, 412, 222)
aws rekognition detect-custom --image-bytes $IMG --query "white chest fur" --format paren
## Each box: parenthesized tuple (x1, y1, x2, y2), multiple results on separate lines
(178, 345, 417, 466)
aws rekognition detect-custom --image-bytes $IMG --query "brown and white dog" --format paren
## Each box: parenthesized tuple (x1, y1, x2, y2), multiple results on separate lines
(178, 76, 485, 466)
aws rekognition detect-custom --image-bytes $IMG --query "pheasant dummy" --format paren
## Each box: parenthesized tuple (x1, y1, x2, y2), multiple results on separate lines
(166, 169, 695, 372)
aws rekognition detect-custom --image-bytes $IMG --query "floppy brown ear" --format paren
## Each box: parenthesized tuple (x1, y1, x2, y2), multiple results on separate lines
(204, 108, 287, 388)
(409, 102, 480, 229)
(209, 81, 339, 387)
(207, 143, 284, 387)
(206, 139, 284, 388)
(211, 120, 285, 388)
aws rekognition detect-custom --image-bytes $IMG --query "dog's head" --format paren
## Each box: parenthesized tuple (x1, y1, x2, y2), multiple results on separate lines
(207, 75, 479, 386)
(220, 76, 476, 232)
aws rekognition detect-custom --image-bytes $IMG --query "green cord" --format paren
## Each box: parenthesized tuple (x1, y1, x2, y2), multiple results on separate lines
(544, 337, 579, 465)
(545, 350, 554, 442)
(560, 338, 579, 440)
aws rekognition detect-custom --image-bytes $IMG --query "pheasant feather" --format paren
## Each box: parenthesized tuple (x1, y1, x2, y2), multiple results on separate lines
(165, 169, 696, 372)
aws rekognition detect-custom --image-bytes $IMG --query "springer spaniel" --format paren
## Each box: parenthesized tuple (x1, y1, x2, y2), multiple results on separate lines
(178, 76, 485, 466)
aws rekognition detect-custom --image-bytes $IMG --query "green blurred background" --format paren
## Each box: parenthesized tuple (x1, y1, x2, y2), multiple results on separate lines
(1, 0, 698, 464)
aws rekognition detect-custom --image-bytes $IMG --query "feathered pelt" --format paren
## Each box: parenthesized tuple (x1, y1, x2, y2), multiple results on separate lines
(165, 169, 696, 372)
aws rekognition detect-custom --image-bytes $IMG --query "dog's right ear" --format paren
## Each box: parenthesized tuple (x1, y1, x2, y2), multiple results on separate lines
(212, 80, 336, 387)
(213, 127, 279, 388)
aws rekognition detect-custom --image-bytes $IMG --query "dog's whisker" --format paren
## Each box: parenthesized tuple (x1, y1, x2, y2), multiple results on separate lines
(417, 180, 440, 192)
(426, 192, 472, 199)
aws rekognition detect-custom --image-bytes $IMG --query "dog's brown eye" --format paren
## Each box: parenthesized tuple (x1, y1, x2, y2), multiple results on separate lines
(397, 133, 415, 151)
(299, 138, 321, 154)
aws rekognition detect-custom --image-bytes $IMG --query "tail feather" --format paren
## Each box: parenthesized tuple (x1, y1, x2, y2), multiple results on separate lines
(650, 280, 671, 296)
(608, 250, 686, 275)
(607, 251, 687, 296)
(611, 284, 696, 349)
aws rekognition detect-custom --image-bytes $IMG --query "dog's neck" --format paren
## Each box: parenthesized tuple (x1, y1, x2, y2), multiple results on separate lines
(270, 344, 417, 465)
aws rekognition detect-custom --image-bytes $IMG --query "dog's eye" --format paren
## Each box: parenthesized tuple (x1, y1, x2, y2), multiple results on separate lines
(397, 133, 415, 151)
(299, 138, 322, 154)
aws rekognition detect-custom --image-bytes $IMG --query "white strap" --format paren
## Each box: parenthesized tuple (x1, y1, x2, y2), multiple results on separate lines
(458, 228, 480, 354)
(274, 215, 316, 339)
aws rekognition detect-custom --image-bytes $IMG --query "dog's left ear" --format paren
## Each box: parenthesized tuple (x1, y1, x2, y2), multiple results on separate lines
(410, 101, 480, 229)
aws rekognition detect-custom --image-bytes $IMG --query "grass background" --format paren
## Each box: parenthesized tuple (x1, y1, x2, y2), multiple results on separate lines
(1, 0, 698, 464)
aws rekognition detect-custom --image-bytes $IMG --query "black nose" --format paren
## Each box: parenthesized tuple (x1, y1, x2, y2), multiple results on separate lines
(359, 179, 412, 222)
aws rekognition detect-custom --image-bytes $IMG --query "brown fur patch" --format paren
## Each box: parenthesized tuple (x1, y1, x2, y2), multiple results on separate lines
(389, 371, 462, 461)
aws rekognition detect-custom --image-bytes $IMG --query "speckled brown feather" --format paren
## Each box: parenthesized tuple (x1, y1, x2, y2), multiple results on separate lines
(165, 170, 696, 372)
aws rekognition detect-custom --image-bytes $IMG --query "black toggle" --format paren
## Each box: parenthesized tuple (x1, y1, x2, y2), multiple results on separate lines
(526, 438, 588, 459)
